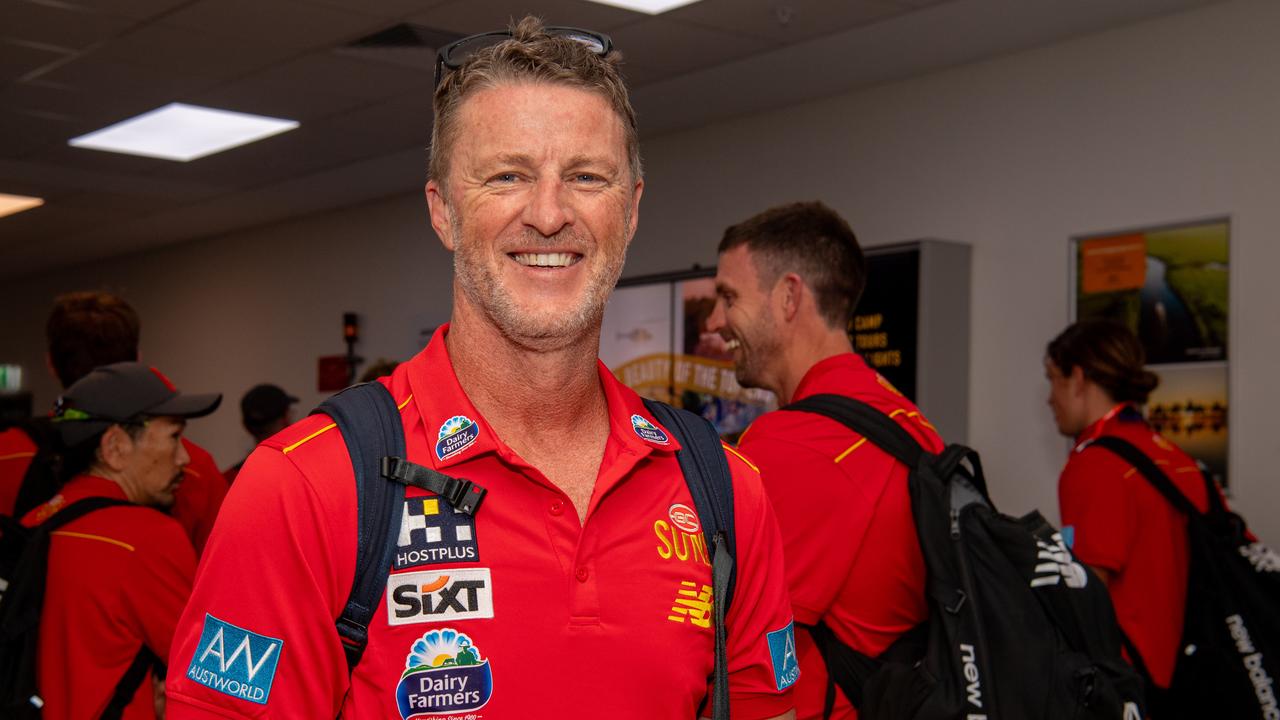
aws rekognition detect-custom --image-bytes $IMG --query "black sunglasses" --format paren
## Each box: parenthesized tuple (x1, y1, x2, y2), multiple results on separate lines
(434, 27, 613, 88)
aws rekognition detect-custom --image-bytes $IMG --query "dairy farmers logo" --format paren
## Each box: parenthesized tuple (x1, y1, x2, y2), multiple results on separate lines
(631, 414, 670, 445)
(396, 628, 493, 718)
(388, 568, 494, 626)
(436, 415, 480, 461)
(186, 615, 283, 705)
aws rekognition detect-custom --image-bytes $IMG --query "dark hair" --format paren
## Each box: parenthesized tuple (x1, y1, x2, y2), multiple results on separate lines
(1046, 319, 1160, 404)
(430, 16, 640, 187)
(46, 291, 140, 388)
(719, 201, 866, 329)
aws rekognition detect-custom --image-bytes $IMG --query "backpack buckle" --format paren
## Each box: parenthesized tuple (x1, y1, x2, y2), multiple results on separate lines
(443, 478, 486, 516)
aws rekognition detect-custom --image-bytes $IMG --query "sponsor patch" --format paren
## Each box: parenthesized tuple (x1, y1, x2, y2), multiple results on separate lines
(186, 614, 283, 705)
(766, 621, 800, 691)
(396, 628, 493, 718)
(631, 414, 670, 445)
(1030, 531, 1088, 589)
(668, 503, 700, 534)
(395, 495, 480, 570)
(436, 415, 480, 462)
(388, 568, 494, 626)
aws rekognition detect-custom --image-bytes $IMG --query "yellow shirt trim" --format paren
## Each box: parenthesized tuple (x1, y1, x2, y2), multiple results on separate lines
(0, 452, 36, 462)
(722, 444, 759, 474)
(51, 530, 135, 552)
(834, 437, 868, 464)
(282, 393, 414, 455)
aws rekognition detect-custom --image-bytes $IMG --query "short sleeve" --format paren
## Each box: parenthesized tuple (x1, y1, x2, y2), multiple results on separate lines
(165, 446, 354, 719)
(1058, 447, 1136, 574)
(720, 449, 797, 719)
(124, 516, 196, 664)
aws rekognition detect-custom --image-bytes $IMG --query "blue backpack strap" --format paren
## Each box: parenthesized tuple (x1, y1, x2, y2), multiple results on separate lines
(314, 382, 407, 674)
(642, 399, 735, 720)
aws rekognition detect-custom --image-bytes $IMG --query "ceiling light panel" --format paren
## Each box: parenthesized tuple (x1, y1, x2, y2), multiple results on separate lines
(0, 193, 45, 219)
(582, 0, 705, 15)
(69, 103, 299, 162)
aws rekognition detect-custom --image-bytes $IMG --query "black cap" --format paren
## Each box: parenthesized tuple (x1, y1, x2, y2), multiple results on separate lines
(55, 361, 222, 446)
(241, 383, 298, 430)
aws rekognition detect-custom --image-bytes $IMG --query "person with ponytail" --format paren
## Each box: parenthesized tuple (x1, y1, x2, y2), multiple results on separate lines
(1045, 318, 1229, 704)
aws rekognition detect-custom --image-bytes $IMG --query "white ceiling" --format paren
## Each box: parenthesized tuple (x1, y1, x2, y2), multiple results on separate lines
(0, 0, 1217, 277)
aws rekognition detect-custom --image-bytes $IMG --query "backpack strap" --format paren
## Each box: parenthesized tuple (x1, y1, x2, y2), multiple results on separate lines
(98, 644, 159, 720)
(314, 382, 408, 674)
(642, 399, 735, 720)
(786, 394, 924, 469)
(1086, 436, 1202, 518)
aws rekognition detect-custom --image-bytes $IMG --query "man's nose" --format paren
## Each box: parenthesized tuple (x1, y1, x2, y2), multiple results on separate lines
(706, 299, 727, 334)
(523, 178, 573, 237)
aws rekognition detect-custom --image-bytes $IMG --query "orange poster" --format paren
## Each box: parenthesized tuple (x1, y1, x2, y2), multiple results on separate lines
(1080, 234, 1146, 294)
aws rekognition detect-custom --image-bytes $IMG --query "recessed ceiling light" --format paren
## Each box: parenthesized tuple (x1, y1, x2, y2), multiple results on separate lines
(69, 103, 299, 162)
(582, 0, 704, 14)
(0, 193, 44, 219)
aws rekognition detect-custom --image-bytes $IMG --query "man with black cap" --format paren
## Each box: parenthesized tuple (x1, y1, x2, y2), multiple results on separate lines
(21, 361, 220, 720)
(223, 383, 297, 484)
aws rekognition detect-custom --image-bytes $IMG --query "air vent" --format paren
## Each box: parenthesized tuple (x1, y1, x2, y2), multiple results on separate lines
(334, 23, 467, 71)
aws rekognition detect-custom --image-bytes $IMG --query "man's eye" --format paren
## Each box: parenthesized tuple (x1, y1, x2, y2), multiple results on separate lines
(489, 173, 519, 184)
(573, 173, 604, 184)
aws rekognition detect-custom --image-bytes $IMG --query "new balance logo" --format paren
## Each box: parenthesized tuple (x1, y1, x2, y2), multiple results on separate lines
(1240, 542, 1280, 574)
(959, 643, 987, 719)
(1227, 614, 1280, 718)
(1030, 532, 1088, 589)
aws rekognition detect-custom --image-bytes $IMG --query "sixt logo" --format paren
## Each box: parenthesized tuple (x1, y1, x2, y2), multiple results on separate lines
(388, 568, 494, 626)
(186, 615, 283, 705)
(436, 415, 480, 461)
(631, 414, 670, 445)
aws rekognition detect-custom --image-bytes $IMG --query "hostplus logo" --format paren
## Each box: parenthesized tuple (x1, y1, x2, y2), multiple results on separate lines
(395, 495, 479, 570)
(388, 568, 494, 626)
(396, 628, 493, 719)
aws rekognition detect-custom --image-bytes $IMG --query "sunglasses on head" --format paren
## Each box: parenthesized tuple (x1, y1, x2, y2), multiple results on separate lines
(434, 27, 613, 88)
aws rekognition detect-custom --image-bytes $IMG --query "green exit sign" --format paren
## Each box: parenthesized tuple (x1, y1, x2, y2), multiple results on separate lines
(0, 365, 22, 392)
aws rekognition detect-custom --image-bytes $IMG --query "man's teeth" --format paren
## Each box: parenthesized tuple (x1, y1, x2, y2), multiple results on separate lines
(724, 338, 741, 350)
(512, 252, 578, 268)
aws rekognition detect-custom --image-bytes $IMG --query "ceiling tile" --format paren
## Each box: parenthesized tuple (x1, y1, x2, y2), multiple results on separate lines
(607, 17, 759, 76)
(408, 0, 642, 36)
(4, 0, 136, 53)
(296, 0, 454, 22)
(0, 80, 152, 130)
(90, 23, 299, 80)
(0, 39, 72, 85)
(38, 54, 228, 106)
(158, 0, 383, 53)
(665, 0, 907, 45)
(0, 107, 78, 159)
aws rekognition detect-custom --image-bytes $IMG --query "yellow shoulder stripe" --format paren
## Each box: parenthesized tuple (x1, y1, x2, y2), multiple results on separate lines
(722, 444, 759, 474)
(283, 393, 414, 455)
(0, 452, 36, 462)
(52, 530, 135, 552)
(887, 408, 938, 431)
(834, 437, 868, 464)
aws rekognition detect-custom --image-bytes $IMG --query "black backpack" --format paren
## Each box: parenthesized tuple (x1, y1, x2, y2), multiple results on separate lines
(1, 419, 69, 520)
(0, 496, 158, 719)
(1089, 436, 1280, 720)
(315, 383, 738, 720)
(786, 393, 1145, 720)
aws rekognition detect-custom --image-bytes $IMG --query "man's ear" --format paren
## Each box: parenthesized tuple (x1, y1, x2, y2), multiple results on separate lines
(426, 180, 456, 251)
(97, 425, 133, 473)
(777, 272, 804, 322)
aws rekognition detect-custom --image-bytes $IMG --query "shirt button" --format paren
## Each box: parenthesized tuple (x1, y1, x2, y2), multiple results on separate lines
(549, 500, 564, 516)
(575, 567, 589, 583)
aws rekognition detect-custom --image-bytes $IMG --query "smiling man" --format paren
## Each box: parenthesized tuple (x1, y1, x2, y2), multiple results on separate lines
(166, 18, 796, 720)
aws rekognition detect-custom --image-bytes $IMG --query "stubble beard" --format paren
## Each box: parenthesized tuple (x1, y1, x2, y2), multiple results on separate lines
(732, 312, 782, 392)
(452, 215, 629, 352)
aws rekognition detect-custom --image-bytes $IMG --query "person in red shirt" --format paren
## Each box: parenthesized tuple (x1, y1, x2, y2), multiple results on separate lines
(222, 383, 297, 484)
(1046, 318, 1227, 714)
(0, 291, 227, 556)
(23, 361, 220, 719)
(706, 201, 942, 720)
(165, 19, 797, 720)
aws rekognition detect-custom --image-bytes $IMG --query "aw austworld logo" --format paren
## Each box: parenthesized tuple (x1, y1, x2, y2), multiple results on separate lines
(187, 615, 283, 705)
(436, 415, 480, 461)
(396, 628, 493, 718)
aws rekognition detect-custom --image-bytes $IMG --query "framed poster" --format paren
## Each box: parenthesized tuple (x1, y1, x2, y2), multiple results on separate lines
(1071, 218, 1229, 487)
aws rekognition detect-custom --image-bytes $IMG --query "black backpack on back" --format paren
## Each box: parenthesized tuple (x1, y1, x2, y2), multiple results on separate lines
(1, 419, 69, 520)
(1089, 436, 1280, 720)
(0, 496, 157, 719)
(786, 393, 1145, 720)
(315, 383, 738, 720)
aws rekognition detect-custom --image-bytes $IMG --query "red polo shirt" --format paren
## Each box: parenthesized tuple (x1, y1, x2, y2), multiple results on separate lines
(738, 353, 942, 720)
(166, 326, 796, 719)
(22, 475, 196, 720)
(1059, 405, 1211, 689)
(1, 427, 224, 558)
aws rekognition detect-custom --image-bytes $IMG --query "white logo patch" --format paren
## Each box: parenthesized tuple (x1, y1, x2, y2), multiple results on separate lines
(387, 568, 494, 626)
(1030, 532, 1088, 589)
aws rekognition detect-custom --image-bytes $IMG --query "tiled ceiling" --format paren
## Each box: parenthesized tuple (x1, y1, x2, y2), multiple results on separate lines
(0, 0, 1217, 277)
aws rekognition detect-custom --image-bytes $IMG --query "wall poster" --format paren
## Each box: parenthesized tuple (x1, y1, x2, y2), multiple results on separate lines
(1072, 218, 1229, 487)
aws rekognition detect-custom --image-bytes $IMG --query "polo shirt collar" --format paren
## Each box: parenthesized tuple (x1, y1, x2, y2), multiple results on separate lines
(1074, 403, 1143, 450)
(791, 352, 889, 401)
(405, 324, 680, 474)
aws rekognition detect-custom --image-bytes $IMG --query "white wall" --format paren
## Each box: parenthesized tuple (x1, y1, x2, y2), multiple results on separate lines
(2, 0, 1277, 539)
